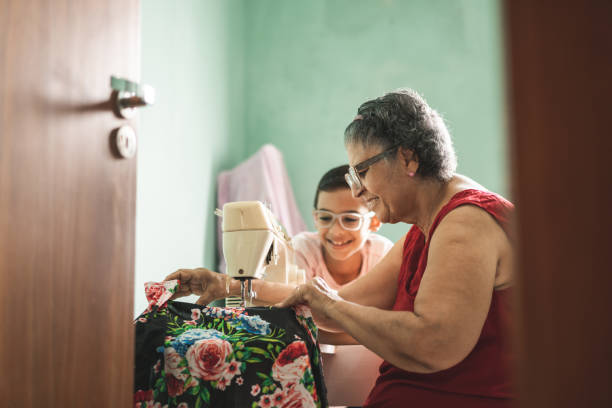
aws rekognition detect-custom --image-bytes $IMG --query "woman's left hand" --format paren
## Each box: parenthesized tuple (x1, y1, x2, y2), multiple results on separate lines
(276, 277, 344, 330)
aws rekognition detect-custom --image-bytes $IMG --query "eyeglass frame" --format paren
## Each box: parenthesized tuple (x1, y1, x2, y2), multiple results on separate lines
(344, 142, 402, 194)
(312, 209, 375, 231)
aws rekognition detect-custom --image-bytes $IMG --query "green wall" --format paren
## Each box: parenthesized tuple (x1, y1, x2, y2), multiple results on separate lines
(241, 0, 507, 242)
(136, 0, 507, 313)
(135, 0, 243, 314)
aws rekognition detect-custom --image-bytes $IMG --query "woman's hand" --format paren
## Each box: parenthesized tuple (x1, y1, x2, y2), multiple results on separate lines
(164, 268, 228, 306)
(276, 277, 344, 331)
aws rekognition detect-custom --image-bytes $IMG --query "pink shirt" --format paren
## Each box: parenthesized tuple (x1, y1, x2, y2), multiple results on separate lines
(292, 231, 394, 290)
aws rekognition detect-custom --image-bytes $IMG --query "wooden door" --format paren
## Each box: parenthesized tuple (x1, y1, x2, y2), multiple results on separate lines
(505, 1, 612, 406)
(0, 0, 140, 406)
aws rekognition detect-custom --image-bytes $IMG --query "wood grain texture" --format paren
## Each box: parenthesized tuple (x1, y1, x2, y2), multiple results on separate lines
(0, 0, 140, 406)
(504, 1, 612, 407)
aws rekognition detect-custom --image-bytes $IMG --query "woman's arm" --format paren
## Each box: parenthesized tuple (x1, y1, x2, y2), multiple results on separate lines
(318, 330, 359, 345)
(166, 232, 407, 306)
(279, 205, 510, 373)
(272, 236, 406, 333)
(243, 279, 297, 305)
(165, 267, 300, 305)
(337, 235, 406, 308)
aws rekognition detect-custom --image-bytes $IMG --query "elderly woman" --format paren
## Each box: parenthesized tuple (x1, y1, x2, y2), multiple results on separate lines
(170, 89, 515, 407)
(277, 88, 515, 407)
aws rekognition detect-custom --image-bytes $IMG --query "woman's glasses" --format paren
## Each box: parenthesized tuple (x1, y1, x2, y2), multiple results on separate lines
(313, 210, 375, 231)
(345, 143, 401, 195)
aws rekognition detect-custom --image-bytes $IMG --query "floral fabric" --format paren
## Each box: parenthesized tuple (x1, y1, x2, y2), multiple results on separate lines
(143, 280, 180, 314)
(134, 300, 327, 408)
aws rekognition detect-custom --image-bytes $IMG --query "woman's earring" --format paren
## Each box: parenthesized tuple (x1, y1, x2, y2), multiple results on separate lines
(408, 172, 415, 177)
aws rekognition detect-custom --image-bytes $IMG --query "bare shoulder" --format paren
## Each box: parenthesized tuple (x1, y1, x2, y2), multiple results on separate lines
(451, 174, 487, 191)
(438, 204, 501, 235)
(432, 204, 513, 289)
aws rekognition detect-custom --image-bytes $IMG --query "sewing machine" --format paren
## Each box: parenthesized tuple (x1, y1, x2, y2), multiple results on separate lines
(219, 201, 380, 405)
(219, 201, 305, 307)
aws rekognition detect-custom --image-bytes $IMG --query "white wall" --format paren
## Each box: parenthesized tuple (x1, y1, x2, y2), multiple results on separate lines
(134, 0, 243, 315)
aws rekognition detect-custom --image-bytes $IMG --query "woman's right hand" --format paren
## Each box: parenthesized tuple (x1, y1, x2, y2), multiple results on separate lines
(164, 268, 228, 305)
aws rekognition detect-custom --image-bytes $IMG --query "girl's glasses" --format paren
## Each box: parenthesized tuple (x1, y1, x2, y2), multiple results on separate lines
(313, 210, 374, 231)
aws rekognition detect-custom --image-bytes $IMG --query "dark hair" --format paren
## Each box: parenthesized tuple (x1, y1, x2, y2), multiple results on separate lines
(344, 88, 457, 181)
(313, 164, 350, 208)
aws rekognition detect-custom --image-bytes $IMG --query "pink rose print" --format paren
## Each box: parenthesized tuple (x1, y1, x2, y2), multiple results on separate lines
(191, 308, 201, 320)
(250, 384, 261, 396)
(177, 403, 189, 408)
(282, 384, 316, 408)
(164, 347, 199, 398)
(184, 320, 197, 326)
(164, 347, 189, 381)
(138, 317, 147, 323)
(236, 376, 244, 386)
(276, 341, 308, 364)
(153, 359, 161, 374)
(166, 374, 185, 397)
(272, 341, 310, 386)
(258, 393, 274, 408)
(143, 280, 179, 313)
(273, 355, 309, 387)
(186, 338, 233, 382)
(133, 389, 154, 407)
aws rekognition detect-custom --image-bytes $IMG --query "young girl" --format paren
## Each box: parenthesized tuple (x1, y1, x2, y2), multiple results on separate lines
(293, 164, 393, 290)
(165, 165, 393, 305)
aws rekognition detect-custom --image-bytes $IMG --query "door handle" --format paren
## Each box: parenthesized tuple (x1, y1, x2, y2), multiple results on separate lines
(110, 76, 155, 118)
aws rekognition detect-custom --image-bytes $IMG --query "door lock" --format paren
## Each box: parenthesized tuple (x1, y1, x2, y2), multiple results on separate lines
(110, 76, 155, 119)
(113, 125, 137, 159)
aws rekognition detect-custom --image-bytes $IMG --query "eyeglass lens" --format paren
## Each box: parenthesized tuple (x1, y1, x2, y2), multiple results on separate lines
(345, 168, 362, 195)
(314, 211, 363, 230)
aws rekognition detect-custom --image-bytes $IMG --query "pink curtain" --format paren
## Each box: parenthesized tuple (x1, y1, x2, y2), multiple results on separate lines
(216, 144, 307, 272)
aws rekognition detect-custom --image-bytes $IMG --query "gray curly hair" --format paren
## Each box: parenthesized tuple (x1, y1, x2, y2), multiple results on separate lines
(344, 88, 457, 182)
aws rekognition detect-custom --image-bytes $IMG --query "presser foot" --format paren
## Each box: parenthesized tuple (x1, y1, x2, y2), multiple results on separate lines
(237, 278, 255, 307)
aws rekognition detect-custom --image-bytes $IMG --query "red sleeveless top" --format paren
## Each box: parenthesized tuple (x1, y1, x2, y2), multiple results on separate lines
(363, 189, 515, 408)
